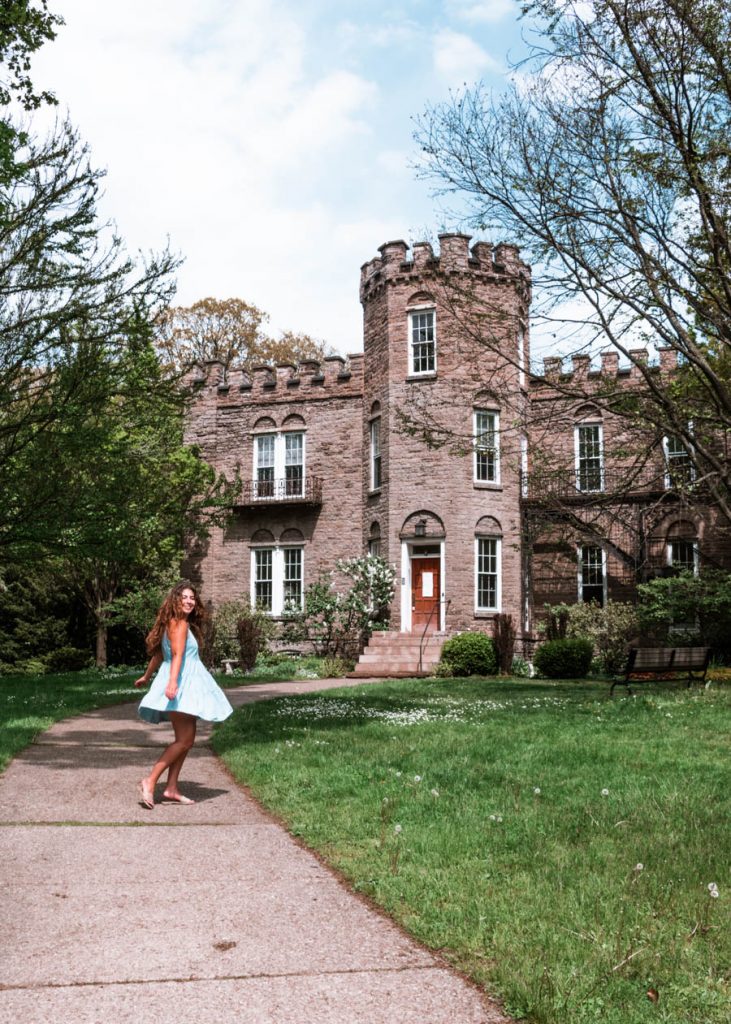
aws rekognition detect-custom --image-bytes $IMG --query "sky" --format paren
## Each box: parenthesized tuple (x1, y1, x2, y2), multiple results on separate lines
(32, 0, 529, 355)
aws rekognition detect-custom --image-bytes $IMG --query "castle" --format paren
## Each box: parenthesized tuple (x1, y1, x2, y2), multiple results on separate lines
(184, 234, 727, 668)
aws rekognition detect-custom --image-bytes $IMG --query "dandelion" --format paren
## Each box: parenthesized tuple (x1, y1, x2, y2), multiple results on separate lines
(395, 771, 402, 777)
(710, 889, 719, 899)
(533, 787, 541, 795)
(634, 863, 644, 872)
(430, 788, 440, 798)
(497, 815, 503, 823)
(413, 775, 422, 783)
(274, 747, 281, 754)
(601, 788, 610, 797)
(394, 823, 402, 835)
(708, 882, 719, 896)
(489, 814, 496, 821)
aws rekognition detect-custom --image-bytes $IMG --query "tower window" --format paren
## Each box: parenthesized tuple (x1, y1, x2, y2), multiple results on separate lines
(408, 309, 436, 375)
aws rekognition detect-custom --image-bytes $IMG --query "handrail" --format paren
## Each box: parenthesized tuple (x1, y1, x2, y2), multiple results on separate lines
(419, 598, 451, 673)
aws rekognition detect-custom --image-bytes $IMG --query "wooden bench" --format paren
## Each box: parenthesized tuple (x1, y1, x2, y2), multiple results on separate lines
(610, 646, 711, 696)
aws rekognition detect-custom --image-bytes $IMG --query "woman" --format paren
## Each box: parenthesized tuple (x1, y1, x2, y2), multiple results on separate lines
(134, 581, 233, 808)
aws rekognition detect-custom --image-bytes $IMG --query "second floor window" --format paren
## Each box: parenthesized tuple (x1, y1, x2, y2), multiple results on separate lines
(409, 309, 436, 375)
(668, 538, 698, 575)
(370, 418, 382, 490)
(474, 409, 499, 483)
(575, 423, 603, 492)
(254, 431, 304, 498)
(579, 545, 605, 605)
(663, 435, 694, 488)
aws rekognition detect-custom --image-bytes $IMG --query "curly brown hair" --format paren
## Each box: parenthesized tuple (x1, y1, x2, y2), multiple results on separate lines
(145, 581, 208, 655)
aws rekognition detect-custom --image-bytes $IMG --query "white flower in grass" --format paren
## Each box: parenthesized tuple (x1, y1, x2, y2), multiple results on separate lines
(710, 889, 719, 899)
(489, 814, 496, 821)
(601, 788, 610, 797)
(533, 787, 541, 795)
(395, 771, 402, 777)
(634, 863, 644, 872)
(414, 775, 422, 783)
(430, 789, 440, 798)
(394, 823, 402, 835)
(708, 882, 719, 897)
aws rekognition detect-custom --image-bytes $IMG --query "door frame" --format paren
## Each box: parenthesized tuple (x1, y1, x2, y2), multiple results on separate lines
(400, 540, 445, 633)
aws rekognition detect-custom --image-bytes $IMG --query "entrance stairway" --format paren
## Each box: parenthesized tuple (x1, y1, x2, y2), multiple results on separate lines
(348, 630, 448, 678)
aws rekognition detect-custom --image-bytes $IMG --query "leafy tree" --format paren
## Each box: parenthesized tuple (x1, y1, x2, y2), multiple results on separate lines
(156, 297, 331, 373)
(637, 569, 731, 657)
(415, 0, 731, 522)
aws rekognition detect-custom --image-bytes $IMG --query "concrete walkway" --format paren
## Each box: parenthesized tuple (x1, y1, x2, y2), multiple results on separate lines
(0, 679, 510, 1024)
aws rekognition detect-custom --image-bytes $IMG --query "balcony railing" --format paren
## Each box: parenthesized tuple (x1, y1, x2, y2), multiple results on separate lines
(521, 467, 678, 503)
(235, 476, 323, 508)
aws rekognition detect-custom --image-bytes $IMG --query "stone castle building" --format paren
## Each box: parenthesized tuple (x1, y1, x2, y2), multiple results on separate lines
(184, 233, 727, 667)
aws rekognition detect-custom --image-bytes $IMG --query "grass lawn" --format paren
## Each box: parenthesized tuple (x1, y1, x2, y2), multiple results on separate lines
(212, 676, 731, 1024)
(0, 655, 325, 774)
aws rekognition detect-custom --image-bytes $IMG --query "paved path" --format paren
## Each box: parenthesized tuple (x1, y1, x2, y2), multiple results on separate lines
(0, 678, 510, 1024)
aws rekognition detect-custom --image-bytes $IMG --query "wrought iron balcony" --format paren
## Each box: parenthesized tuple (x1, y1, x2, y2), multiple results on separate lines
(235, 476, 323, 508)
(521, 467, 677, 504)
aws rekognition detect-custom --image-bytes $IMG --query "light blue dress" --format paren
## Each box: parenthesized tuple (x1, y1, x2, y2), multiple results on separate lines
(138, 627, 233, 724)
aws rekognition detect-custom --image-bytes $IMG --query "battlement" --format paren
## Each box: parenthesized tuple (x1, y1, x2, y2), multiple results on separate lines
(188, 353, 364, 404)
(537, 347, 678, 384)
(359, 233, 531, 302)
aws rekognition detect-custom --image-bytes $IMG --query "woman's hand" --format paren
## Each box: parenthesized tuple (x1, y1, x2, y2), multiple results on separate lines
(165, 681, 179, 701)
(134, 675, 149, 689)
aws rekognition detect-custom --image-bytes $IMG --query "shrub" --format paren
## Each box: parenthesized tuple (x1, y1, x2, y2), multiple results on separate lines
(534, 638, 593, 678)
(565, 600, 640, 674)
(319, 656, 355, 678)
(440, 632, 497, 677)
(637, 569, 731, 659)
(211, 599, 272, 667)
(45, 646, 93, 672)
(510, 654, 532, 678)
(236, 612, 268, 672)
(492, 613, 516, 673)
(432, 659, 455, 678)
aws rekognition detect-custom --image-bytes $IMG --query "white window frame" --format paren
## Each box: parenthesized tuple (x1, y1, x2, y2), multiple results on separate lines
(574, 422, 604, 493)
(251, 545, 305, 615)
(577, 544, 607, 605)
(253, 430, 306, 499)
(520, 435, 528, 497)
(408, 307, 436, 376)
(517, 326, 526, 388)
(667, 538, 699, 576)
(663, 434, 695, 489)
(474, 536, 501, 612)
(473, 409, 500, 484)
(370, 417, 382, 491)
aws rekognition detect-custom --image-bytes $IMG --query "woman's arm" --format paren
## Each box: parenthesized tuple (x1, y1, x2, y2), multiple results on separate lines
(134, 651, 163, 689)
(164, 618, 188, 701)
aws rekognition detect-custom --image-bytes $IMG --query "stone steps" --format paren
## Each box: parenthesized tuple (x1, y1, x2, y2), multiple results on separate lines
(348, 630, 448, 678)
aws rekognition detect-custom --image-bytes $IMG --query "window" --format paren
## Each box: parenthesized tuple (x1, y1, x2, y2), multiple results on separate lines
(370, 418, 382, 490)
(476, 537, 500, 611)
(663, 435, 694, 488)
(474, 410, 499, 483)
(252, 546, 304, 614)
(575, 423, 604, 492)
(579, 545, 605, 605)
(520, 435, 528, 497)
(253, 431, 305, 499)
(254, 549, 273, 611)
(668, 539, 698, 575)
(408, 309, 436, 375)
(517, 327, 526, 388)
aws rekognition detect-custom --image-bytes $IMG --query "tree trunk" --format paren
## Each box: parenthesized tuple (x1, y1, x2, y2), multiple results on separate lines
(95, 618, 108, 668)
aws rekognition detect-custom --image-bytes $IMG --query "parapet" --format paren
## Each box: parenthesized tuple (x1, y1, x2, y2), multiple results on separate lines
(190, 353, 364, 405)
(360, 233, 531, 302)
(538, 346, 677, 385)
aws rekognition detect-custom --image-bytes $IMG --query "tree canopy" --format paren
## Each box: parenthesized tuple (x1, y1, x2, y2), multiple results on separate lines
(415, 0, 731, 521)
(156, 297, 331, 374)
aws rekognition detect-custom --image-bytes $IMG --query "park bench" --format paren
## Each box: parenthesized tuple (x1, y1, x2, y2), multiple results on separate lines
(610, 646, 710, 696)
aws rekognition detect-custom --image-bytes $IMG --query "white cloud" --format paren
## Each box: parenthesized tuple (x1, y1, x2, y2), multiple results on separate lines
(434, 29, 503, 82)
(446, 0, 516, 24)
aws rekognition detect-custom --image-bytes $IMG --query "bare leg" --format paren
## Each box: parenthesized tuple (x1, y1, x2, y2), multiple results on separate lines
(164, 718, 198, 801)
(139, 713, 197, 806)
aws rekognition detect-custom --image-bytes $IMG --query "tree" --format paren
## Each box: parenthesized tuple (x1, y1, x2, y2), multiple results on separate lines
(415, 0, 731, 523)
(0, 121, 178, 559)
(156, 297, 330, 374)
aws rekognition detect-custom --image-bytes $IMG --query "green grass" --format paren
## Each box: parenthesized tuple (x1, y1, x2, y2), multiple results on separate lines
(212, 677, 731, 1024)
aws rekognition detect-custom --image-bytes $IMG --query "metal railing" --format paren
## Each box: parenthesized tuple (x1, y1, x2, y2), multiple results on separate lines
(419, 599, 451, 674)
(236, 476, 323, 507)
(520, 467, 685, 502)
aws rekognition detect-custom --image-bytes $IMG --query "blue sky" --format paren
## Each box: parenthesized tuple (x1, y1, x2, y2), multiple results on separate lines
(33, 1, 529, 353)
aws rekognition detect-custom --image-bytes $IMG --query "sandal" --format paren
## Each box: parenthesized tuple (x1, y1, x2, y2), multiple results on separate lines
(138, 781, 155, 809)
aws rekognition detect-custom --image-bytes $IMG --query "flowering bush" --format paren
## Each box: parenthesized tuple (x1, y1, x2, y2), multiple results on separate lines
(286, 556, 396, 657)
(564, 600, 640, 674)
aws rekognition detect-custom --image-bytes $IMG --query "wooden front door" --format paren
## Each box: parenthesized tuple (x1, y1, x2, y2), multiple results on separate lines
(411, 557, 440, 630)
